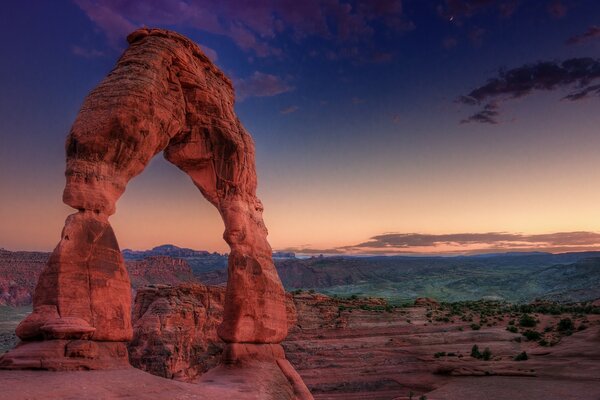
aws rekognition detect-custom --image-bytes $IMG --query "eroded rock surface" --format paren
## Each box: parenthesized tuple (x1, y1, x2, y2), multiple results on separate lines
(1, 28, 290, 376)
(129, 284, 225, 381)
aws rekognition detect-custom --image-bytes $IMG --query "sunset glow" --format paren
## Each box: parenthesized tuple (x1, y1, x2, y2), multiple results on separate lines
(1, 1, 600, 255)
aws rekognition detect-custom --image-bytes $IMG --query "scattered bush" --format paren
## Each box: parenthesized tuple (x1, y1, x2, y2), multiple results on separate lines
(434, 352, 446, 358)
(519, 314, 537, 327)
(481, 347, 492, 361)
(471, 345, 481, 359)
(514, 351, 528, 361)
(557, 318, 574, 332)
(522, 330, 542, 341)
(470, 323, 481, 330)
(506, 325, 518, 333)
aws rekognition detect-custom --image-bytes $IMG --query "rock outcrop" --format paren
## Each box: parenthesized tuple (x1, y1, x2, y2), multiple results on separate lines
(1, 28, 301, 395)
(128, 283, 301, 382)
(129, 284, 226, 381)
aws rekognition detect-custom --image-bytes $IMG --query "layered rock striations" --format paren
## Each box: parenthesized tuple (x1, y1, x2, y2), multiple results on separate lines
(1, 28, 302, 396)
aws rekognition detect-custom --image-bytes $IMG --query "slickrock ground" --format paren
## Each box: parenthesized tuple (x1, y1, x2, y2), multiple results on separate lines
(285, 293, 600, 400)
(0, 363, 295, 400)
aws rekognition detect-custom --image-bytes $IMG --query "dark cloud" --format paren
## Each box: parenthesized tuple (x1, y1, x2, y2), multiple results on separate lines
(460, 101, 499, 124)
(73, 0, 410, 58)
(459, 57, 600, 124)
(566, 26, 600, 45)
(235, 72, 294, 100)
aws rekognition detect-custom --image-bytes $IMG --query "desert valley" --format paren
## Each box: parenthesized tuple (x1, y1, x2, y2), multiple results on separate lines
(2, 246, 600, 399)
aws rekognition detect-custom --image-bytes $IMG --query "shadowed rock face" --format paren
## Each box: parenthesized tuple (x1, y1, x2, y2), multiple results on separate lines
(1, 28, 288, 370)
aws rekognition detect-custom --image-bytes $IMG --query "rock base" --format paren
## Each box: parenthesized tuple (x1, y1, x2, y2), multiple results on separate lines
(221, 343, 313, 399)
(0, 340, 129, 370)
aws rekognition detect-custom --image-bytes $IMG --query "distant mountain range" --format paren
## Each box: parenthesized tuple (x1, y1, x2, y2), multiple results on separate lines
(1, 245, 600, 305)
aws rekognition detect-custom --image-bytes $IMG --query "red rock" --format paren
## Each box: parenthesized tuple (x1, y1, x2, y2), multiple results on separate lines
(2, 27, 290, 370)
(129, 284, 225, 381)
(414, 297, 440, 308)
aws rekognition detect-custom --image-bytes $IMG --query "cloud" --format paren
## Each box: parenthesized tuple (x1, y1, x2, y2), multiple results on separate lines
(73, 0, 136, 48)
(284, 231, 600, 255)
(459, 57, 600, 124)
(437, 0, 520, 21)
(351, 96, 365, 105)
(280, 105, 299, 114)
(566, 26, 600, 46)
(547, 0, 567, 18)
(72, 0, 411, 58)
(199, 44, 218, 62)
(442, 36, 458, 49)
(71, 45, 105, 58)
(350, 231, 600, 248)
(235, 72, 294, 101)
(460, 101, 499, 124)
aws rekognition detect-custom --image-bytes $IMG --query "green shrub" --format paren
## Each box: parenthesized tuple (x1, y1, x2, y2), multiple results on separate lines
(519, 314, 537, 327)
(506, 325, 518, 333)
(470, 345, 481, 359)
(470, 323, 481, 330)
(522, 330, 542, 341)
(434, 352, 446, 358)
(557, 318, 574, 332)
(514, 351, 528, 361)
(481, 347, 492, 361)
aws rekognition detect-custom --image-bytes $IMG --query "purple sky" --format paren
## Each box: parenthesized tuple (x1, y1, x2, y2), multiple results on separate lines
(1, 0, 600, 254)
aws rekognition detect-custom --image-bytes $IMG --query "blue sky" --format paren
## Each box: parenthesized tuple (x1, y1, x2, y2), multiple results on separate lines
(1, 0, 600, 254)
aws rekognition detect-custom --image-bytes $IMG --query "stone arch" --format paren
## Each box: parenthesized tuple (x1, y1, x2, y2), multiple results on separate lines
(5, 29, 288, 368)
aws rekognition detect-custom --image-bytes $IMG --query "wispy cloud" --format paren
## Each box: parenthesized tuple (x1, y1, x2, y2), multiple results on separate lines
(71, 45, 105, 59)
(72, 0, 411, 59)
(437, 0, 520, 21)
(235, 71, 294, 101)
(547, 0, 567, 18)
(280, 105, 299, 114)
(280, 231, 600, 255)
(566, 26, 600, 46)
(459, 57, 600, 124)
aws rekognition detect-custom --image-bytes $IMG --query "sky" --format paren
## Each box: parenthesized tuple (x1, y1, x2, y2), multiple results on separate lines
(1, 0, 600, 255)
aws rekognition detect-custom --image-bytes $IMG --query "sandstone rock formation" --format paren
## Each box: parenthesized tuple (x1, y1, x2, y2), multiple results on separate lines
(0, 28, 297, 393)
(129, 284, 226, 381)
